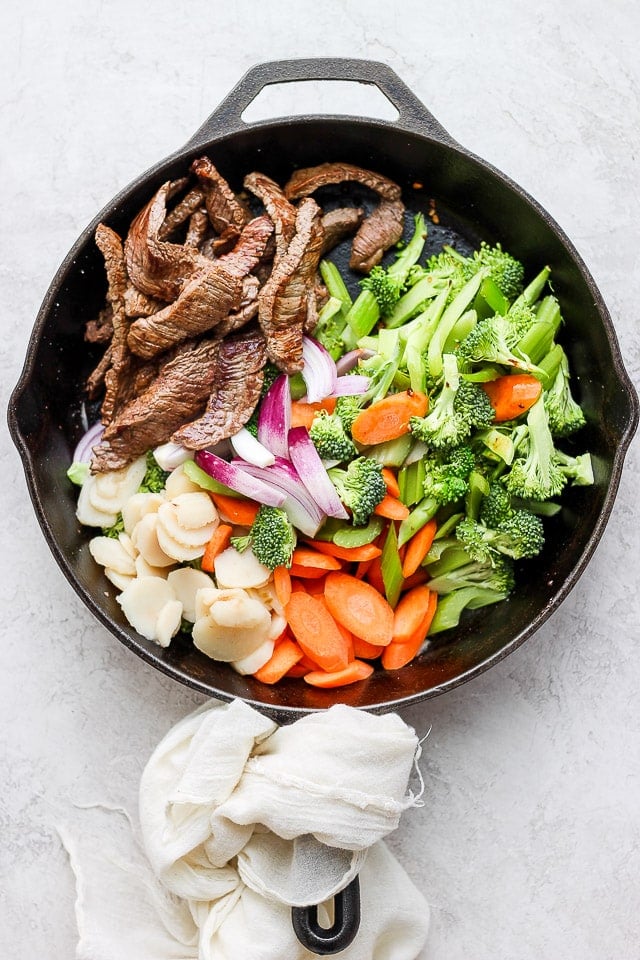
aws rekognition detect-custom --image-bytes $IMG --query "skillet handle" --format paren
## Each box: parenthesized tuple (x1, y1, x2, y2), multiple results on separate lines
(291, 876, 361, 956)
(184, 57, 454, 147)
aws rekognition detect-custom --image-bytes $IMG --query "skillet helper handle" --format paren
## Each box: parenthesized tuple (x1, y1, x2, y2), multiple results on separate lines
(291, 876, 361, 956)
(185, 57, 455, 147)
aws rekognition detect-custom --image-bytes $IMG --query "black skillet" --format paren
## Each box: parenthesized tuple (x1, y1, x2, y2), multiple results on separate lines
(8, 59, 639, 954)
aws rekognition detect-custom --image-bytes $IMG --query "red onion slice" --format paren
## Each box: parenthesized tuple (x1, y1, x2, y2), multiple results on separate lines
(238, 457, 326, 537)
(258, 375, 291, 459)
(73, 422, 104, 463)
(195, 450, 285, 507)
(335, 348, 375, 376)
(301, 336, 337, 403)
(288, 427, 349, 520)
(330, 375, 370, 397)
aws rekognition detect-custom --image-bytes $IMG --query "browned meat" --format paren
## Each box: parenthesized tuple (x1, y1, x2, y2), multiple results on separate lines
(85, 305, 114, 344)
(91, 339, 221, 472)
(86, 346, 112, 398)
(192, 157, 249, 247)
(126, 215, 274, 359)
(258, 198, 324, 373)
(244, 171, 297, 260)
(349, 198, 405, 272)
(320, 206, 364, 254)
(173, 332, 266, 449)
(124, 285, 163, 319)
(94, 225, 132, 426)
(184, 208, 209, 248)
(284, 162, 402, 202)
(214, 276, 260, 337)
(124, 182, 206, 301)
(157, 187, 205, 241)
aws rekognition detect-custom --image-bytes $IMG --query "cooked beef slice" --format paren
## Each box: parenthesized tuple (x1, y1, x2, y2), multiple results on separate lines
(85, 304, 114, 344)
(173, 332, 266, 449)
(91, 339, 221, 472)
(124, 284, 163, 319)
(157, 188, 205, 241)
(320, 206, 364, 255)
(284, 162, 402, 202)
(349, 198, 405, 273)
(244, 171, 297, 260)
(124, 181, 206, 301)
(214, 276, 260, 338)
(94, 224, 133, 426)
(86, 345, 112, 399)
(192, 157, 249, 244)
(184, 208, 209, 248)
(258, 197, 324, 374)
(126, 215, 274, 359)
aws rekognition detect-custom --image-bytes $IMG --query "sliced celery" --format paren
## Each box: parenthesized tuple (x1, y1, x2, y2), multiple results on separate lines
(380, 522, 403, 608)
(398, 496, 439, 546)
(183, 460, 242, 497)
(398, 459, 427, 507)
(333, 515, 384, 547)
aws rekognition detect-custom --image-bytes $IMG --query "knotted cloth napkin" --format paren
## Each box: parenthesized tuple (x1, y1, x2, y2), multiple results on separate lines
(60, 699, 430, 959)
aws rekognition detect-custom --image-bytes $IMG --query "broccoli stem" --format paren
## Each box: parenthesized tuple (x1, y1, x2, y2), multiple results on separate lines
(513, 266, 551, 307)
(515, 296, 562, 366)
(398, 496, 439, 546)
(428, 586, 509, 635)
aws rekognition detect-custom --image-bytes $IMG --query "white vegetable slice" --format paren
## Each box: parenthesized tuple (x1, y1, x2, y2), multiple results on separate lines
(131, 513, 175, 567)
(153, 442, 192, 472)
(173, 492, 217, 530)
(192, 619, 269, 662)
(209, 593, 271, 631)
(118, 532, 137, 560)
(156, 501, 217, 548)
(76, 478, 118, 528)
(249, 582, 284, 616)
(104, 568, 135, 592)
(156, 520, 209, 562)
(89, 536, 137, 576)
(122, 492, 165, 536)
(165, 464, 203, 498)
(230, 428, 276, 467)
(135, 555, 170, 579)
(117, 577, 179, 643)
(155, 600, 184, 648)
(167, 568, 216, 622)
(194, 587, 221, 622)
(214, 546, 271, 589)
(267, 612, 287, 641)
(88, 457, 147, 514)
(231, 639, 275, 675)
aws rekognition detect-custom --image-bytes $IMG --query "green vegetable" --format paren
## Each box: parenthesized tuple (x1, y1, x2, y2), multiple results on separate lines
(543, 348, 586, 437)
(455, 510, 545, 562)
(398, 496, 439, 547)
(422, 446, 475, 505)
(333, 515, 384, 547)
(309, 410, 357, 462)
(398, 459, 427, 507)
(380, 521, 403, 607)
(139, 451, 169, 493)
(67, 461, 90, 486)
(428, 585, 511, 635)
(231, 506, 296, 570)
(327, 457, 387, 527)
(409, 353, 493, 450)
(504, 397, 567, 501)
(426, 548, 515, 595)
(183, 459, 242, 497)
(102, 514, 125, 539)
(360, 214, 427, 314)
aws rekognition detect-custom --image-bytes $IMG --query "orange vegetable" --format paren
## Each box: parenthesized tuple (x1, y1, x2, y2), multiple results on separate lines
(401, 519, 437, 578)
(290, 398, 336, 429)
(353, 636, 384, 659)
(351, 390, 428, 445)
(291, 547, 342, 570)
(392, 584, 433, 643)
(303, 660, 374, 688)
(365, 554, 385, 594)
(285, 592, 351, 673)
(304, 576, 328, 595)
(210, 493, 260, 526)
(400, 568, 430, 592)
(290, 578, 307, 593)
(382, 592, 437, 670)
(354, 558, 374, 580)
(254, 639, 303, 684)
(201, 524, 233, 573)
(289, 564, 331, 579)
(273, 566, 292, 607)
(374, 494, 410, 521)
(303, 540, 382, 562)
(481, 374, 542, 422)
(381, 467, 400, 499)
(324, 572, 394, 646)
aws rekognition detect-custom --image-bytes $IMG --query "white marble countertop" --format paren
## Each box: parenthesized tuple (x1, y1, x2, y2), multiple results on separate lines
(2, 2, 639, 957)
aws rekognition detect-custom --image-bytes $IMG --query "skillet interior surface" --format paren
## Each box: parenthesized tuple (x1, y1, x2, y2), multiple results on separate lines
(9, 106, 638, 720)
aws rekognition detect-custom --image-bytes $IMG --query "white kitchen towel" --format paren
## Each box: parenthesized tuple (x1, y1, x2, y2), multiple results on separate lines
(61, 699, 430, 959)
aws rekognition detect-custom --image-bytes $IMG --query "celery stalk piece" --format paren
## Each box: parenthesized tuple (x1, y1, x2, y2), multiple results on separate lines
(427, 271, 487, 379)
(513, 265, 551, 307)
(398, 496, 439, 547)
(398, 459, 427, 507)
(380, 522, 403, 608)
(478, 276, 509, 315)
(342, 290, 380, 349)
(401, 286, 450, 358)
(366, 434, 413, 468)
(476, 428, 515, 465)
(333, 515, 384, 547)
(433, 511, 464, 540)
(385, 275, 444, 329)
(443, 308, 477, 354)
(183, 459, 242, 497)
(406, 344, 427, 394)
(320, 260, 353, 311)
(428, 586, 509, 635)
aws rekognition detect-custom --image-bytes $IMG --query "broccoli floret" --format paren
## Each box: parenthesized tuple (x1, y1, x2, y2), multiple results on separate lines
(102, 514, 125, 539)
(139, 451, 169, 493)
(457, 315, 537, 371)
(554, 449, 594, 486)
(544, 349, 586, 437)
(230, 506, 296, 570)
(423, 446, 476, 505)
(328, 457, 387, 526)
(409, 354, 492, 450)
(455, 509, 545, 562)
(361, 265, 403, 314)
(309, 411, 357, 462)
(504, 397, 567, 501)
(479, 482, 513, 528)
(467, 242, 525, 301)
(361, 214, 428, 314)
(506, 302, 538, 340)
(427, 550, 516, 595)
(334, 394, 364, 434)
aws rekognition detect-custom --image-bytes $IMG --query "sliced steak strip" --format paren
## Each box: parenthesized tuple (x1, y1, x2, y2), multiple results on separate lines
(157, 187, 206, 241)
(85, 304, 114, 344)
(214, 276, 260, 338)
(126, 215, 273, 359)
(244, 171, 297, 260)
(94, 225, 132, 426)
(184, 208, 209, 248)
(124, 182, 205, 301)
(258, 197, 324, 374)
(91, 339, 221, 472)
(320, 206, 364, 255)
(349, 198, 405, 273)
(173, 332, 266, 449)
(124, 284, 163, 319)
(192, 157, 249, 244)
(86, 346, 112, 399)
(284, 162, 402, 202)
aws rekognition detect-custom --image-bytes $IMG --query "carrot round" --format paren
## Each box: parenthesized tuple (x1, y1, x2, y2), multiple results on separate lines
(351, 390, 428, 445)
(373, 494, 410, 521)
(400, 568, 430, 592)
(273, 565, 292, 607)
(401, 518, 437, 578)
(303, 576, 328, 595)
(381, 467, 401, 499)
(284, 592, 350, 672)
(303, 540, 382, 562)
(392, 584, 433, 644)
(382, 592, 438, 670)
(354, 558, 374, 580)
(365, 554, 385, 595)
(304, 660, 374, 688)
(324, 572, 394, 646)
(481, 374, 542, 422)
(201, 523, 233, 573)
(353, 636, 384, 659)
(210, 492, 260, 526)
(289, 564, 331, 579)
(254, 639, 303, 684)
(290, 398, 336, 430)
(291, 547, 342, 570)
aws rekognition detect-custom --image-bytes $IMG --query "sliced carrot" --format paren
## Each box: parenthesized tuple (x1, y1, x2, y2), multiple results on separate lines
(210, 493, 260, 526)
(351, 390, 428, 446)
(289, 564, 330, 579)
(324, 572, 394, 646)
(317, 596, 355, 662)
(353, 636, 384, 659)
(290, 578, 307, 593)
(401, 518, 438, 578)
(273, 566, 292, 607)
(392, 584, 433, 644)
(290, 398, 337, 429)
(303, 540, 382, 562)
(365, 554, 385, 595)
(382, 592, 438, 670)
(304, 660, 374, 688)
(304, 576, 328, 595)
(201, 523, 233, 573)
(354, 558, 374, 580)
(284, 592, 351, 672)
(381, 467, 401, 499)
(400, 568, 430, 592)
(291, 547, 342, 570)
(481, 374, 542, 422)
(374, 494, 410, 521)
(254, 638, 303, 684)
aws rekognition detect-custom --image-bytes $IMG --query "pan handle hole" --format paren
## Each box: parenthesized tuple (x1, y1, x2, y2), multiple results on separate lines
(241, 80, 400, 124)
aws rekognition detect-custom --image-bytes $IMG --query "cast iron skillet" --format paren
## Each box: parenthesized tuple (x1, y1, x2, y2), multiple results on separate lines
(7, 58, 639, 953)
